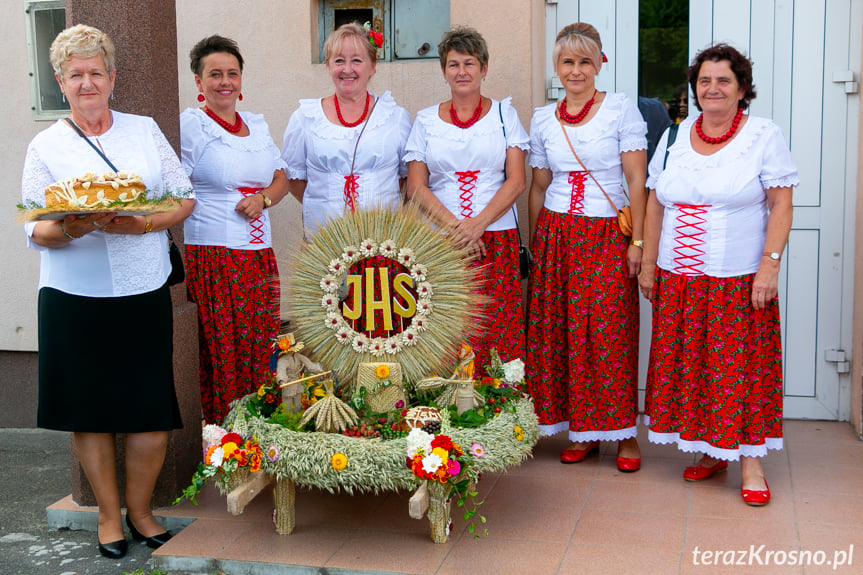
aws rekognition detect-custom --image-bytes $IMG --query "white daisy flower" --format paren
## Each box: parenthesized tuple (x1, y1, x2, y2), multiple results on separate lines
(324, 312, 341, 330)
(379, 239, 397, 257)
(359, 239, 378, 257)
(384, 337, 403, 354)
(416, 299, 433, 316)
(351, 334, 371, 353)
(397, 247, 415, 266)
(413, 317, 429, 332)
(335, 326, 352, 345)
(416, 282, 434, 298)
(321, 293, 338, 310)
(410, 263, 428, 282)
(320, 275, 338, 292)
(341, 246, 359, 264)
(328, 259, 344, 275)
(369, 338, 386, 357)
(401, 328, 418, 347)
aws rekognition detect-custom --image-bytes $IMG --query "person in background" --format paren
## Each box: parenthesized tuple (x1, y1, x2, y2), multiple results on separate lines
(638, 96, 672, 163)
(22, 24, 195, 558)
(526, 22, 647, 471)
(404, 26, 529, 375)
(640, 43, 796, 506)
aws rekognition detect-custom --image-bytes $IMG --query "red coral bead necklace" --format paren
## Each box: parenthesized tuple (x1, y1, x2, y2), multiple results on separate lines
(559, 90, 597, 124)
(450, 98, 483, 129)
(695, 106, 744, 144)
(334, 92, 370, 127)
(203, 105, 243, 133)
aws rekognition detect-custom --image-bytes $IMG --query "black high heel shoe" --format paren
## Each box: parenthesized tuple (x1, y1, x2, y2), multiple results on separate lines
(97, 533, 127, 559)
(126, 514, 172, 549)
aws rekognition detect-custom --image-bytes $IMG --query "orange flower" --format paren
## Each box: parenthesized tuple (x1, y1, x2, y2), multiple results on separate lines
(331, 453, 348, 471)
(278, 339, 290, 350)
(376, 364, 390, 379)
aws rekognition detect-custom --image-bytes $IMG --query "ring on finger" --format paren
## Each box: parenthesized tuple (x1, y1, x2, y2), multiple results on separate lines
(92, 221, 102, 227)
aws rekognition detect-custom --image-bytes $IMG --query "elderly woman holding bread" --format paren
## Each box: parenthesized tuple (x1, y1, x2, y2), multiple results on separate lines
(20, 25, 194, 559)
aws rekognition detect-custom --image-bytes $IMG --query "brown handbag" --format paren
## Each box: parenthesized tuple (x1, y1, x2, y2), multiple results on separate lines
(558, 118, 633, 237)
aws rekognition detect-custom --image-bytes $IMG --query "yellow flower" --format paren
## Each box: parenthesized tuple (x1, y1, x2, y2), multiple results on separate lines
(376, 364, 390, 379)
(513, 426, 523, 438)
(515, 433, 524, 442)
(331, 453, 348, 471)
(432, 446, 449, 463)
(257, 385, 266, 398)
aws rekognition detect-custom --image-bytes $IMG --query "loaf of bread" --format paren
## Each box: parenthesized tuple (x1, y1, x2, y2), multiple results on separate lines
(44, 172, 146, 209)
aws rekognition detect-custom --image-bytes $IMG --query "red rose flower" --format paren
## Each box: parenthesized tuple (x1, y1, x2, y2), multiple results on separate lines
(221, 432, 243, 447)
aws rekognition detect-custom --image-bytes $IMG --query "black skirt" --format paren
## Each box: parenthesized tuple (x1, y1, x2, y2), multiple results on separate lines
(37, 284, 183, 433)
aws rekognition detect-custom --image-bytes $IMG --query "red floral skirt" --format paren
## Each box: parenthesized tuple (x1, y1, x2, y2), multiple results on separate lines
(185, 245, 280, 424)
(526, 209, 638, 440)
(467, 229, 524, 377)
(644, 269, 783, 460)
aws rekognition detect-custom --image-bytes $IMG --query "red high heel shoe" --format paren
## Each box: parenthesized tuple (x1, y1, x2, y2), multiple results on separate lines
(560, 441, 599, 464)
(741, 480, 770, 506)
(683, 459, 728, 481)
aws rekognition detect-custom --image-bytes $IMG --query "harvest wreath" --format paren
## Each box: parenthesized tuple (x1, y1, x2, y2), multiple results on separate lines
(176, 207, 539, 543)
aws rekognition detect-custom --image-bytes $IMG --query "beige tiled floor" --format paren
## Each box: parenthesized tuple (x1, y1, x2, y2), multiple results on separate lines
(135, 421, 863, 573)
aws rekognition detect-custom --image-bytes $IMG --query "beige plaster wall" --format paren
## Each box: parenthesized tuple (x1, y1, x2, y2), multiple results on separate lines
(1, 4, 48, 352)
(174, 0, 538, 315)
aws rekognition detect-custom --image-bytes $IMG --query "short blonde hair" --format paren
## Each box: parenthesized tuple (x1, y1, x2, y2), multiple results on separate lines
(323, 22, 377, 65)
(553, 22, 602, 73)
(49, 24, 116, 77)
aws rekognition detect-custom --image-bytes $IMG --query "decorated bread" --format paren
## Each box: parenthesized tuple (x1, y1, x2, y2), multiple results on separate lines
(402, 406, 442, 429)
(44, 171, 146, 209)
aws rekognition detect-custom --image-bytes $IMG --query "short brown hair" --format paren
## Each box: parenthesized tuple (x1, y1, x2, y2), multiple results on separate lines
(687, 43, 756, 111)
(189, 35, 244, 76)
(323, 22, 378, 65)
(437, 26, 489, 69)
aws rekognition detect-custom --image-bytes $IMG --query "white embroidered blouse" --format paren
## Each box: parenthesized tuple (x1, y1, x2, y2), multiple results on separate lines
(281, 91, 411, 237)
(180, 108, 286, 249)
(528, 92, 647, 217)
(403, 97, 529, 231)
(21, 111, 193, 297)
(647, 115, 799, 278)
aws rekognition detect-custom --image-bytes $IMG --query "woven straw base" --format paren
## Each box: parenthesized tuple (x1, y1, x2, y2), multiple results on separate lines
(273, 477, 296, 535)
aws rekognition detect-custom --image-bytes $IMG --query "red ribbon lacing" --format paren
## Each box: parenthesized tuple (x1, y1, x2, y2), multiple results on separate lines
(567, 171, 587, 215)
(343, 174, 360, 211)
(238, 187, 265, 244)
(672, 203, 711, 278)
(456, 170, 480, 218)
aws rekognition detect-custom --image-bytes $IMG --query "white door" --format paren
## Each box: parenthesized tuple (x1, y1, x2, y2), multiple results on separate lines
(544, 0, 860, 420)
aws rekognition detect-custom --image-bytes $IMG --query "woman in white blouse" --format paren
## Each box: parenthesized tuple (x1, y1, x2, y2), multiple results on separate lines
(21, 25, 194, 558)
(181, 35, 290, 424)
(640, 44, 796, 507)
(282, 22, 411, 238)
(526, 23, 646, 470)
(405, 26, 528, 375)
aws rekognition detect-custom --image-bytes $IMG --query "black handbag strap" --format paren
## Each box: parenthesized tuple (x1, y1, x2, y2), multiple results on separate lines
(64, 117, 119, 173)
(498, 101, 525, 248)
(663, 123, 680, 169)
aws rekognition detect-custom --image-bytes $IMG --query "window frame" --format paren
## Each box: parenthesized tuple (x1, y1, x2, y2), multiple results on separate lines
(25, 0, 69, 121)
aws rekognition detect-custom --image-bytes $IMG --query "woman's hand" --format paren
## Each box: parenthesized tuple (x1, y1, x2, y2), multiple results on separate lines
(626, 244, 642, 278)
(66, 212, 117, 235)
(235, 193, 266, 220)
(464, 238, 487, 260)
(452, 217, 488, 252)
(102, 214, 145, 234)
(751, 259, 780, 310)
(638, 262, 656, 301)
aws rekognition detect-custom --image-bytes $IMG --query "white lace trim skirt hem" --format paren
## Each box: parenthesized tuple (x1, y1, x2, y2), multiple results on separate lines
(644, 416, 783, 461)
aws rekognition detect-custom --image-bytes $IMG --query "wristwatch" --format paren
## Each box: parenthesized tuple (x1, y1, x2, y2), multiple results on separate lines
(630, 240, 644, 248)
(143, 215, 153, 234)
(260, 193, 272, 208)
(763, 251, 781, 261)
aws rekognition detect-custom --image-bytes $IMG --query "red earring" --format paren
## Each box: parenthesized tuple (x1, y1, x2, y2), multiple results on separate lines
(197, 93, 205, 103)
(238, 93, 243, 101)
